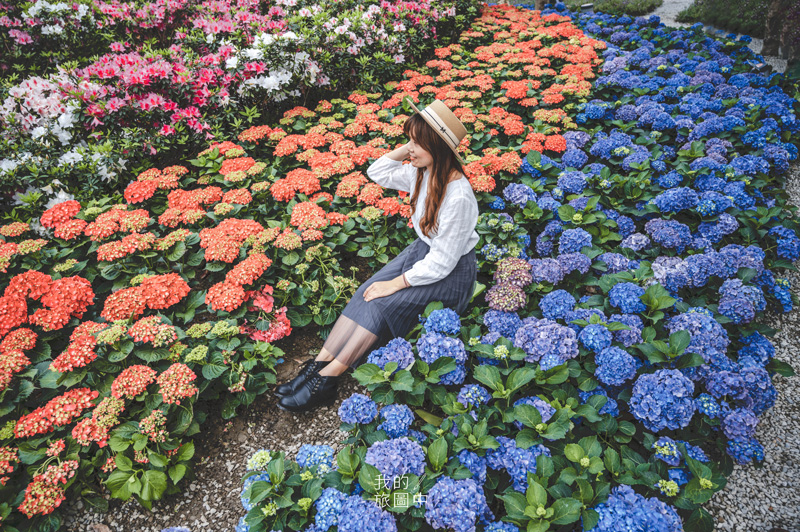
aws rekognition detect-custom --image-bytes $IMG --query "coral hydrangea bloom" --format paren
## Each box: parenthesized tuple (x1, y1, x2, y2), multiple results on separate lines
(101, 286, 147, 321)
(157, 363, 198, 405)
(139, 273, 190, 310)
(206, 281, 246, 312)
(111, 365, 157, 399)
(40, 201, 81, 228)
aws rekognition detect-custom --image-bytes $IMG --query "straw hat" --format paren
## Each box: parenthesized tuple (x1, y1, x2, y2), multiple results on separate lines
(405, 97, 468, 165)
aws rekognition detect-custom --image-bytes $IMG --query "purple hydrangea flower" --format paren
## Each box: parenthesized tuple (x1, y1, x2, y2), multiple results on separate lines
(514, 318, 579, 366)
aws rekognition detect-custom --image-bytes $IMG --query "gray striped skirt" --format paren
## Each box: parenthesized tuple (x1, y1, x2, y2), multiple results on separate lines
(323, 238, 476, 367)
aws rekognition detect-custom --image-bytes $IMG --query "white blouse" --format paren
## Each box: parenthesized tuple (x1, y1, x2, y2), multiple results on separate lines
(366, 155, 479, 286)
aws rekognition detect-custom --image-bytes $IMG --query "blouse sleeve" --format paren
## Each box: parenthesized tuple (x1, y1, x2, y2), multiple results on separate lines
(366, 155, 415, 192)
(403, 195, 478, 287)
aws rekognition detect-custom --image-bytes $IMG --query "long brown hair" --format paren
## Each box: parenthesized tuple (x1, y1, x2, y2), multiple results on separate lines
(403, 113, 466, 238)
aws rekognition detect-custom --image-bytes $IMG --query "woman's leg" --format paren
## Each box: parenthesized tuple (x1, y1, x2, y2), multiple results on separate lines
(312, 314, 383, 376)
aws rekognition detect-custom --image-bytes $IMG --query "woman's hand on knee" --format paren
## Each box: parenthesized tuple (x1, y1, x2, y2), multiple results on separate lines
(363, 280, 403, 302)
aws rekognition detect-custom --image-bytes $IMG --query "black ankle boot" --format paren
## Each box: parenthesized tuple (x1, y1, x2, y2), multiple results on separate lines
(277, 372, 338, 412)
(274, 359, 327, 397)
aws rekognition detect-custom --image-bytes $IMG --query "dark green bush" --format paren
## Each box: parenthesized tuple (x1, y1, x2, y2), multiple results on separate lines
(677, 0, 769, 37)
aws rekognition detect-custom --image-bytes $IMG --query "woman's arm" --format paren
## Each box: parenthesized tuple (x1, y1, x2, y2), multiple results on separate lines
(365, 143, 415, 192)
(403, 195, 478, 286)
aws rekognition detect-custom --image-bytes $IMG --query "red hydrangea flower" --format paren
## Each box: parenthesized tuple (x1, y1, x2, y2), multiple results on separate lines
(225, 253, 272, 286)
(14, 388, 98, 438)
(157, 363, 198, 405)
(40, 201, 81, 229)
(71, 418, 110, 448)
(4, 270, 53, 301)
(111, 365, 157, 399)
(18, 460, 79, 517)
(53, 219, 88, 240)
(139, 273, 190, 310)
(50, 335, 98, 373)
(101, 286, 147, 322)
(206, 281, 246, 312)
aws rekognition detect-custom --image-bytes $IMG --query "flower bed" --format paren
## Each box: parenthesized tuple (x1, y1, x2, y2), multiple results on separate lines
(0, 0, 480, 203)
(221, 5, 799, 532)
(0, 3, 798, 532)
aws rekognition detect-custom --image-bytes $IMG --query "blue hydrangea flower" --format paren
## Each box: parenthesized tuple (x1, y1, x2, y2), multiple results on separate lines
(457, 384, 491, 408)
(695, 393, 721, 418)
(364, 437, 425, 488)
(489, 196, 506, 210)
(654, 187, 699, 213)
(557, 252, 591, 275)
(559, 228, 593, 254)
(596, 252, 630, 274)
(241, 472, 270, 511)
(483, 310, 523, 338)
(424, 308, 462, 335)
(503, 183, 537, 207)
(314, 487, 347, 531)
(484, 521, 520, 532)
(738, 332, 774, 366)
(592, 485, 682, 532)
(367, 338, 415, 372)
(338, 495, 397, 532)
(645, 218, 693, 253)
(579, 324, 613, 353)
(595, 346, 637, 386)
(722, 407, 759, 441)
(739, 366, 777, 415)
(539, 290, 576, 320)
(557, 171, 587, 194)
(609, 282, 646, 313)
(377, 404, 414, 438)
(666, 309, 729, 358)
(296, 444, 336, 475)
(726, 437, 764, 465)
(235, 516, 250, 532)
(485, 436, 549, 491)
(418, 332, 467, 365)
(630, 369, 696, 432)
(608, 314, 643, 347)
(425, 477, 491, 532)
(457, 449, 487, 483)
(579, 388, 619, 416)
(338, 393, 378, 424)
(529, 258, 565, 284)
(652, 436, 681, 466)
